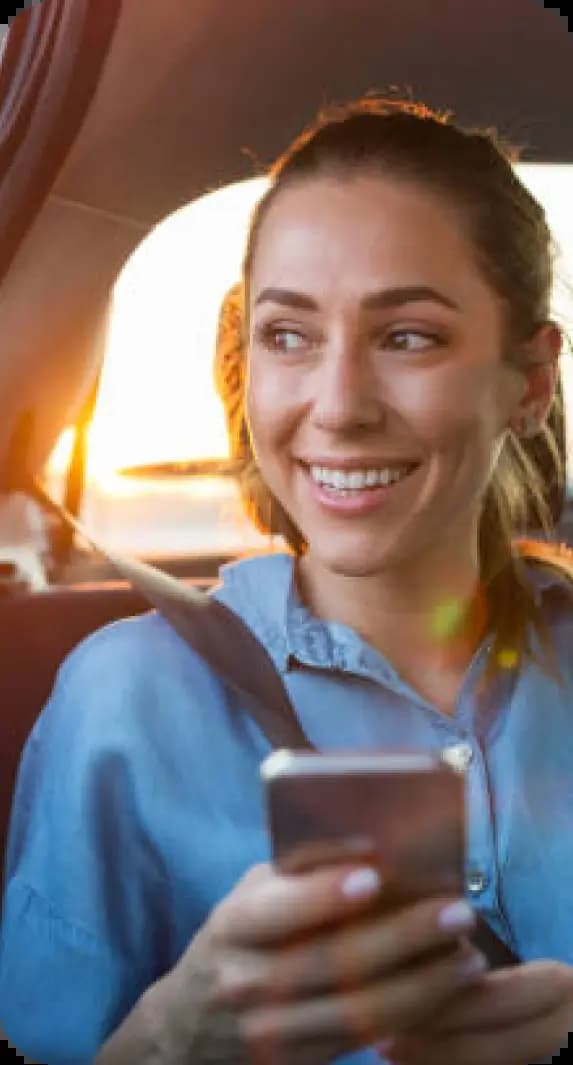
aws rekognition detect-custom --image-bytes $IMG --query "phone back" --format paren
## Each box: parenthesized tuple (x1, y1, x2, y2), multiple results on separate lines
(266, 758, 464, 900)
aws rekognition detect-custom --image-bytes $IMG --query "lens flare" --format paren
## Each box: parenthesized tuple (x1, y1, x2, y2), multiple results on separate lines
(497, 647, 518, 669)
(430, 598, 466, 640)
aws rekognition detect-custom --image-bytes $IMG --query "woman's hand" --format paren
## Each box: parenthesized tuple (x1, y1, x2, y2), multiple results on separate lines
(385, 960, 573, 1065)
(130, 862, 487, 1065)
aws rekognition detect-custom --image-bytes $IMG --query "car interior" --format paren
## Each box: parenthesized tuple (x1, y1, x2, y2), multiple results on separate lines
(0, 0, 571, 874)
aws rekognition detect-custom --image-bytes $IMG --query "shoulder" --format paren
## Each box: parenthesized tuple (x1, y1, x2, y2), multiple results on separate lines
(518, 540, 573, 615)
(31, 609, 235, 771)
(29, 551, 294, 760)
(516, 538, 573, 583)
(55, 547, 295, 708)
(15, 550, 292, 794)
(58, 608, 209, 688)
(516, 540, 573, 674)
(6, 607, 255, 886)
(60, 607, 219, 695)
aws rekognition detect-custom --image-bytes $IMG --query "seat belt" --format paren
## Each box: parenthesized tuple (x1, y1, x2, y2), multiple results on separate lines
(86, 543, 315, 752)
(33, 482, 314, 751)
(31, 482, 520, 969)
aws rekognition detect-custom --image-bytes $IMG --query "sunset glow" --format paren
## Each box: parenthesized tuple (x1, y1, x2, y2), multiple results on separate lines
(47, 167, 573, 492)
(48, 176, 269, 483)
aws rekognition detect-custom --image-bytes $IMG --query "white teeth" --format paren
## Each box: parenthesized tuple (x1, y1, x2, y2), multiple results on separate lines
(309, 464, 414, 490)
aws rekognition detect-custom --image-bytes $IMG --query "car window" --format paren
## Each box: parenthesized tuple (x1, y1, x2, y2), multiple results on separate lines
(46, 176, 270, 563)
(45, 166, 573, 563)
(518, 164, 573, 499)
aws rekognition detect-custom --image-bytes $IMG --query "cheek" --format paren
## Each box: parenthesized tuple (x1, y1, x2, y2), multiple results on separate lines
(245, 364, 292, 466)
(390, 363, 506, 452)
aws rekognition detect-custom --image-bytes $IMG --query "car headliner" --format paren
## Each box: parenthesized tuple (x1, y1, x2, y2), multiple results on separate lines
(0, 0, 571, 484)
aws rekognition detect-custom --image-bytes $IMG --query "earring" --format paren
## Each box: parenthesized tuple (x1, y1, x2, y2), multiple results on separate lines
(515, 413, 539, 438)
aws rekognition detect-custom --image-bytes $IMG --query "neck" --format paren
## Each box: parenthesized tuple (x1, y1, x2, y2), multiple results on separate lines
(297, 544, 488, 680)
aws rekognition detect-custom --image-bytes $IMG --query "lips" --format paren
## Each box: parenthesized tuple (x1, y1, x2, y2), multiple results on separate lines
(301, 460, 420, 516)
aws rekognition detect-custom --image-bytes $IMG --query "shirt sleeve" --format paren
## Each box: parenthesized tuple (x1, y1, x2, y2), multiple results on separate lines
(0, 625, 170, 1065)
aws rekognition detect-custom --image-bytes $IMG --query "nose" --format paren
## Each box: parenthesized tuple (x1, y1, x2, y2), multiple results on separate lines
(311, 340, 383, 433)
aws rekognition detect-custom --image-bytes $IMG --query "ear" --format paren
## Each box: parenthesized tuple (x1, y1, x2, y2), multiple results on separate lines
(508, 322, 562, 439)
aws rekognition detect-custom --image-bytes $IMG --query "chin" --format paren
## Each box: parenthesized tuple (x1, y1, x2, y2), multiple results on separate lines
(326, 557, 387, 578)
(310, 537, 407, 579)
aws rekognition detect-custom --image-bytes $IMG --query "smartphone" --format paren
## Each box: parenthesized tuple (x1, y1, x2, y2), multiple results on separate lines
(261, 748, 520, 968)
(262, 749, 464, 899)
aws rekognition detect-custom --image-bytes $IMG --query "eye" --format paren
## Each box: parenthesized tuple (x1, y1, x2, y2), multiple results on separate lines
(384, 329, 443, 352)
(256, 324, 309, 353)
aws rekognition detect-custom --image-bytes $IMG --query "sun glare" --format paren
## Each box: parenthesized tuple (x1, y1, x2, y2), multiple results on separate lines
(47, 167, 572, 493)
(47, 176, 269, 483)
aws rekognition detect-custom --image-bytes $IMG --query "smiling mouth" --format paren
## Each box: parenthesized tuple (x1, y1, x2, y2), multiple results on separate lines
(306, 462, 420, 493)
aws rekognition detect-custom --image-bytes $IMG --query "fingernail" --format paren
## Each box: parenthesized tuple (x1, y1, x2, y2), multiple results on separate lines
(341, 867, 382, 899)
(457, 951, 488, 981)
(437, 899, 475, 931)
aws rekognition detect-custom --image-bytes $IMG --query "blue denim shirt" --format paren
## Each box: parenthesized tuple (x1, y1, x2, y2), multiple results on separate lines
(1, 552, 572, 1064)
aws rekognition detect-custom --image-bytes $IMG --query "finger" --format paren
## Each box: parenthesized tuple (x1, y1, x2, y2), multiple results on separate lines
(329, 897, 479, 984)
(213, 862, 384, 946)
(281, 898, 477, 996)
(242, 942, 488, 1054)
(426, 960, 572, 1034)
(390, 1000, 573, 1065)
(262, 897, 479, 1002)
(214, 893, 480, 1006)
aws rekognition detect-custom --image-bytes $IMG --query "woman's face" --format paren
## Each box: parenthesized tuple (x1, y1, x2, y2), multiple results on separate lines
(246, 174, 531, 578)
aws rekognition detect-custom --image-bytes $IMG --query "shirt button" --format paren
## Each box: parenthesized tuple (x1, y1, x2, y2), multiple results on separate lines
(442, 742, 473, 772)
(467, 870, 489, 895)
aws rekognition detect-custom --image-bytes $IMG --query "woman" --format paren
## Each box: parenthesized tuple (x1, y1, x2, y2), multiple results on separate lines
(1, 98, 572, 1065)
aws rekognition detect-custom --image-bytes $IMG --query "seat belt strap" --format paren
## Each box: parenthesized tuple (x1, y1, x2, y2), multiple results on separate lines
(33, 482, 314, 751)
(96, 546, 315, 752)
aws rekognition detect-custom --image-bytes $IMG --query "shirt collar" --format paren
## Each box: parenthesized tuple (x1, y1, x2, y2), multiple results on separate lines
(215, 552, 407, 684)
(215, 548, 571, 675)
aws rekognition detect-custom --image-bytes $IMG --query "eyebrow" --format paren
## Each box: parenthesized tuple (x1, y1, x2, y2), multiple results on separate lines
(254, 285, 460, 312)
